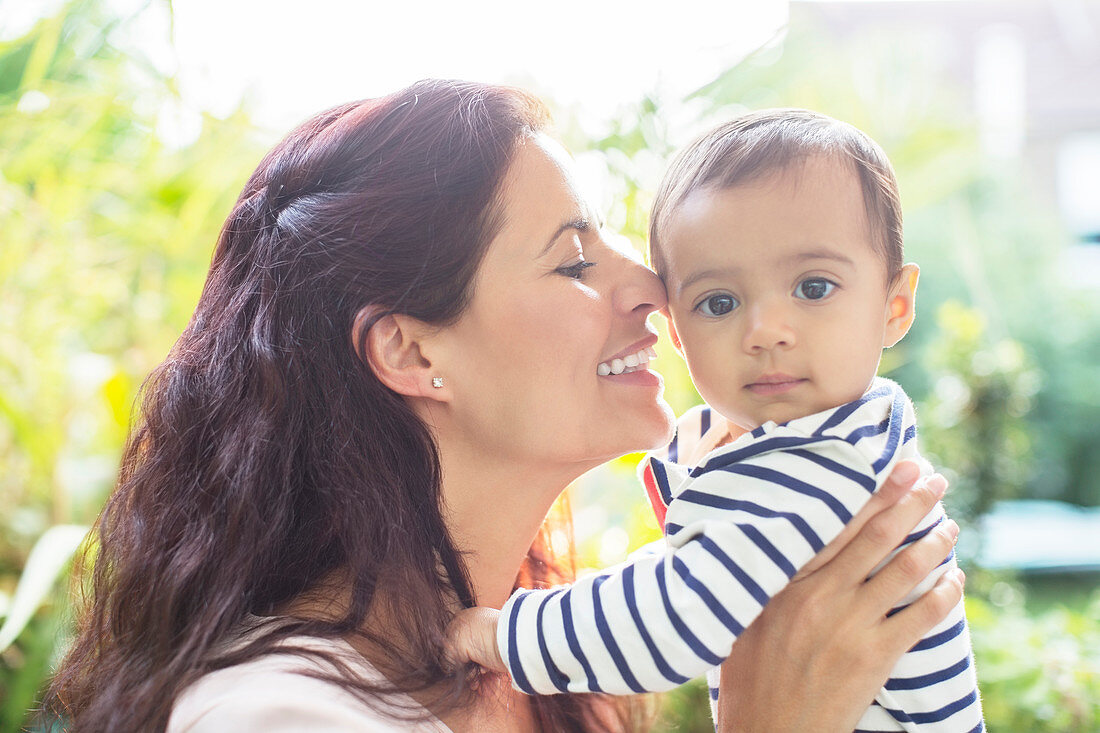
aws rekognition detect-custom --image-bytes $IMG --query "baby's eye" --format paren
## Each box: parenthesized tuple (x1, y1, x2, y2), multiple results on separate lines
(795, 278, 836, 301)
(694, 293, 740, 317)
(556, 260, 597, 280)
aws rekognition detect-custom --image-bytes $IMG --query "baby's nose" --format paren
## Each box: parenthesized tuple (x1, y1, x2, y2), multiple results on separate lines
(742, 304, 795, 352)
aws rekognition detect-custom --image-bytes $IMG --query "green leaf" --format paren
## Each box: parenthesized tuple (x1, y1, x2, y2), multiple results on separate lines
(0, 524, 88, 653)
(18, 13, 64, 91)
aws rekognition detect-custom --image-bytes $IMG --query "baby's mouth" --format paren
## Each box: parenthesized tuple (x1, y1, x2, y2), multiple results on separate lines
(597, 346, 658, 376)
(745, 374, 807, 395)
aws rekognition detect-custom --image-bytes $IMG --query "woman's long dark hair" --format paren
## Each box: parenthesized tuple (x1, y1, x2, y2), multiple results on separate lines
(42, 80, 643, 732)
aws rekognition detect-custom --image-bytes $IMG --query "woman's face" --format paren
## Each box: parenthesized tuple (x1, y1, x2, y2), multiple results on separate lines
(433, 135, 674, 471)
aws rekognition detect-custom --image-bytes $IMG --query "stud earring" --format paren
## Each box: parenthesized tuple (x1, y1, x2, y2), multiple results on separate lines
(432, 377, 444, 389)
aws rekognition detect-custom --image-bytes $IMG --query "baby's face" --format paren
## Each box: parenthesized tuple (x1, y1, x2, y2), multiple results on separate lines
(659, 156, 897, 431)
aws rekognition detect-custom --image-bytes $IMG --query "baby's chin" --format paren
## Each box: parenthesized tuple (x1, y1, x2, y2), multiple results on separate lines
(724, 403, 819, 431)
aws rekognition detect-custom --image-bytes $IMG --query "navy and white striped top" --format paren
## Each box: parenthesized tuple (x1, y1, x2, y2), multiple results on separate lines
(499, 378, 983, 732)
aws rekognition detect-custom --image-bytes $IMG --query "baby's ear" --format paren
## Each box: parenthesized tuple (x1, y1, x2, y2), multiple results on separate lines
(660, 307, 684, 353)
(884, 263, 919, 348)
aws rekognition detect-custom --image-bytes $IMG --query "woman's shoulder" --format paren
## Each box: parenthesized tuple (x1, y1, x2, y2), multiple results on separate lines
(167, 630, 450, 733)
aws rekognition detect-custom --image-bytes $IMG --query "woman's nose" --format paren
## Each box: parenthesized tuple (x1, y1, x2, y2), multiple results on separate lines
(742, 301, 795, 353)
(606, 236, 667, 317)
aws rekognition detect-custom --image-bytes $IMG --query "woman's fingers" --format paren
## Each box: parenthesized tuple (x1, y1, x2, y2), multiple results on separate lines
(861, 517, 959, 616)
(795, 460, 923, 579)
(880, 567, 966, 659)
(876, 459, 922, 502)
(826, 472, 947, 584)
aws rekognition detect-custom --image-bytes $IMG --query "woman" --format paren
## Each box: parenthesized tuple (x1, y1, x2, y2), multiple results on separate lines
(42, 80, 961, 732)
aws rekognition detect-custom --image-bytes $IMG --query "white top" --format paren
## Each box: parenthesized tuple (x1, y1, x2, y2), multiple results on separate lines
(168, 625, 451, 733)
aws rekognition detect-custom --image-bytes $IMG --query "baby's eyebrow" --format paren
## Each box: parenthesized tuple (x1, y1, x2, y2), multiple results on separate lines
(787, 247, 856, 266)
(676, 267, 737, 298)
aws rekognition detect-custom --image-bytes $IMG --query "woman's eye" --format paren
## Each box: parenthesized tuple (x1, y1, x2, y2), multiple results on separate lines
(557, 260, 597, 280)
(795, 278, 836, 301)
(695, 293, 739, 317)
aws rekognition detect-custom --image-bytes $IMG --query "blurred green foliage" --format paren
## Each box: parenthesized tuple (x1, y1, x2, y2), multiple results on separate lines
(969, 592, 1100, 731)
(2, 1, 1098, 730)
(0, 0, 264, 726)
(920, 301, 1039, 527)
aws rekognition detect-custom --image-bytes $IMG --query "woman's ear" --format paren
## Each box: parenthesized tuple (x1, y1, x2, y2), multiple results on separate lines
(353, 306, 450, 401)
(883, 263, 919, 348)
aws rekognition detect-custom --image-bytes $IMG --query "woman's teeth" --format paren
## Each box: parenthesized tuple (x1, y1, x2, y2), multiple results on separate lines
(597, 346, 658, 376)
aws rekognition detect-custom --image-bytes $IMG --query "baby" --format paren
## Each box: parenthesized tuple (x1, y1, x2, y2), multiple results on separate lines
(448, 109, 983, 732)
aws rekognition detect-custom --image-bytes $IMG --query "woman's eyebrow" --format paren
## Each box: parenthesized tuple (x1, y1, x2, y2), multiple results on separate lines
(588, 203, 606, 231)
(539, 216, 590, 256)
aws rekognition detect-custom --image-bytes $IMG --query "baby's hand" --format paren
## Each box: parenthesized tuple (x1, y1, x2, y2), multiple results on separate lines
(444, 606, 506, 675)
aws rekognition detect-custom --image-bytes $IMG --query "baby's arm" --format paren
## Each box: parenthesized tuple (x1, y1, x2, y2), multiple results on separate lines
(443, 509, 982, 731)
(498, 437, 884, 696)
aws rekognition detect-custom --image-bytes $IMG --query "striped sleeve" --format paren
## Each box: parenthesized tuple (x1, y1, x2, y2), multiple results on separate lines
(861, 597, 984, 732)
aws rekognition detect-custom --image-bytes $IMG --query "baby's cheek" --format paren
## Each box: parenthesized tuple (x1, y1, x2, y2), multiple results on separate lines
(692, 371, 745, 427)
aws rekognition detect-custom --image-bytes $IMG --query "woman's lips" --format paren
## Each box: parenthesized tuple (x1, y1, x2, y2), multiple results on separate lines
(601, 367, 663, 388)
(745, 376, 807, 396)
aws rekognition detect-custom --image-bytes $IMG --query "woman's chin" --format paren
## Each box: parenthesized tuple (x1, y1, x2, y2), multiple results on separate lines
(615, 401, 677, 456)
(645, 402, 677, 448)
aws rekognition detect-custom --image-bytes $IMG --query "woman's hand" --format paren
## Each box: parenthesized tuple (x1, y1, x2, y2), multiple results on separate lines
(716, 460, 964, 733)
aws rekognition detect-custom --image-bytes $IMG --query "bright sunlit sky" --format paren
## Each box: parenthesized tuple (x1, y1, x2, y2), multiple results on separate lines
(5, 0, 966, 141)
(0, 0, 801, 138)
(162, 0, 789, 134)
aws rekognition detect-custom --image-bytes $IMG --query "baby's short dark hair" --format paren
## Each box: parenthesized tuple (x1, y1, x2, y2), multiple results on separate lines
(649, 108, 903, 281)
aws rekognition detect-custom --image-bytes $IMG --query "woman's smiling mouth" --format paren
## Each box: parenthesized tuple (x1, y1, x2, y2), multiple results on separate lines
(597, 346, 658, 376)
